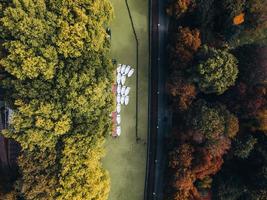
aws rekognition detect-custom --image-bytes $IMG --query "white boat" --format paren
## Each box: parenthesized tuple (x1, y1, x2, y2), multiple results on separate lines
(124, 65, 131, 75)
(116, 126, 121, 136)
(125, 96, 129, 105)
(127, 68, 134, 77)
(120, 96, 125, 105)
(121, 86, 126, 95)
(117, 84, 122, 94)
(116, 73, 121, 84)
(121, 65, 126, 74)
(124, 87, 130, 96)
(117, 65, 121, 73)
(116, 114, 121, 124)
(116, 95, 121, 104)
(116, 104, 121, 113)
(121, 75, 126, 85)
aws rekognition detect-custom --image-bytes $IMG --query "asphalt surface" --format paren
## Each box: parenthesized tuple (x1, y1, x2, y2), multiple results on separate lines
(144, 0, 169, 199)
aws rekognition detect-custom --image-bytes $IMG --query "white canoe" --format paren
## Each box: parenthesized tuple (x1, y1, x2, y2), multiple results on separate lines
(121, 75, 126, 85)
(121, 86, 126, 95)
(117, 65, 121, 73)
(125, 96, 129, 105)
(127, 68, 134, 77)
(117, 84, 122, 94)
(116, 73, 121, 84)
(120, 65, 126, 74)
(124, 87, 130, 96)
(124, 65, 131, 75)
(116, 104, 121, 113)
(116, 126, 121, 136)
(116, 114, 121, 124)
(116, 95, 121, 104)
(120, 96, 125, 105)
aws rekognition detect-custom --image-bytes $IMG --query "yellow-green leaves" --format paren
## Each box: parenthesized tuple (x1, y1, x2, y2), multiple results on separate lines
(195, 46, 239, 95)
(0, 0, 114, 199)
(57, 134, 110, 200)
(0, 41, 58, 80)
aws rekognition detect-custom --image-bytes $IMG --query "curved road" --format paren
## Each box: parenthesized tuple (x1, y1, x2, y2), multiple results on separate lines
(145, 0, 169, 199)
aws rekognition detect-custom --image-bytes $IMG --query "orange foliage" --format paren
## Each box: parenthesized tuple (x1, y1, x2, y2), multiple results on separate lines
(167, 136, 231, 200)
(255, 109, 267, 133)
(193, 148, 224, 180)
(169, 27, 201, 69)
(169, 143, 194, 169)
(166, 72, 197, 111)
(225, 115, 239, 138)
(166, 0, 194, 19)
(233, 13, 245, 25)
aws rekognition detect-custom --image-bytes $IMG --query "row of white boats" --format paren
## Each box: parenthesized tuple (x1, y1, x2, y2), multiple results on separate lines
(114, 64, 135, 137)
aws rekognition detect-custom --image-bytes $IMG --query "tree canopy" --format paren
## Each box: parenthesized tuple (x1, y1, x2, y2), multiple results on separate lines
(0, 0, 114, 199)
(194, 46, 239, 95)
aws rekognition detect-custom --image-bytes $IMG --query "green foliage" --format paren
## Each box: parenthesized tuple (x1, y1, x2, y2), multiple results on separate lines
(194, 46, 238, 95)
(213, 134, 267, 200)
(0, 0, 114, 199)
(220, 0, 245, 19)
(0, 0, 113, 80)
(3, 100, 71, 150)
(187, 100, 239, 141)
(233, 135, 258, 159)
(213, 175, 246, 200)
(194, 0, 216, 43)
(16, 148, 58, 200)
(196, 176, 212, 189)
(57, 134, 110, 200)
(223, 0, 267, 46)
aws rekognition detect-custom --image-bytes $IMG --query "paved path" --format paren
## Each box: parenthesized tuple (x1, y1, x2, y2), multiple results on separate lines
(145, 0, 170, 199)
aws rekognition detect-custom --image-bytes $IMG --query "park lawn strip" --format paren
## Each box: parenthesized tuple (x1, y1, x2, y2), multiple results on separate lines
(102, 0, 149, 199)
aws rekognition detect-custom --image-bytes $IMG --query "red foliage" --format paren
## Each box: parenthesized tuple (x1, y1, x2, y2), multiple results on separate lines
(193, 148, 224, 180)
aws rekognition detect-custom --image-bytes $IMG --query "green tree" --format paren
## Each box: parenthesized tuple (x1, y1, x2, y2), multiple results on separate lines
(57, 134, 110, 200)
(233, 134, 258, 159)
(187, 100, 239, 141)
(16, 148, 58, 200)
(0, 0, 113, 80)
(0, 0, 114, 199)
(194, 46, 238, 95)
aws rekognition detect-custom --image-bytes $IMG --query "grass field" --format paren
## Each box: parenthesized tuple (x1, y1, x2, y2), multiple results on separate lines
(102, 0, 149, 199)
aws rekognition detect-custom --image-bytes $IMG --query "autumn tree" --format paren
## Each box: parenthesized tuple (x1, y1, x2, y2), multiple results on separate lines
(166, 71, 197, 111)
(194, 46, 238, 95)
(166, 100, 239, 200)
(167, 143, 199, 200)
(166, 0, 195, 19)
(169, 26, 201, 69)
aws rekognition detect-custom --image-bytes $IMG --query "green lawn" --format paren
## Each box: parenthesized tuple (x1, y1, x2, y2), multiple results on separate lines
(102, 0, 149, 199)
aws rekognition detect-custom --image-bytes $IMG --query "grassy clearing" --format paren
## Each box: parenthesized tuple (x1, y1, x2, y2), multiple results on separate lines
(102, 0, 149, 199)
